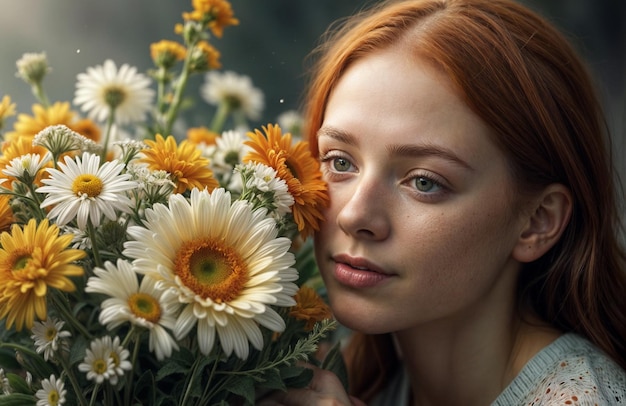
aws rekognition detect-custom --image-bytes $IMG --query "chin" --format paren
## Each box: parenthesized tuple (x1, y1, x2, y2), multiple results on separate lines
(330, 297, 391, 335)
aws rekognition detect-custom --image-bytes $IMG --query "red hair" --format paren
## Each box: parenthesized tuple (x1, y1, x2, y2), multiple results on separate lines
(304, 0, 626, 400)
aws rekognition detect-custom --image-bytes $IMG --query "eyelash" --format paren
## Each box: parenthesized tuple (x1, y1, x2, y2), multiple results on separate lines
(319, 150, 449, 200)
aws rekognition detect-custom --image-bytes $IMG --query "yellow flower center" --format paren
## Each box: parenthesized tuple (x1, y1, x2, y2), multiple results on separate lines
(93, 358, 108, 374)
(128, 293, 161, 323)
(44, 327, 58, 341)
(48, 390, 60, 405)
(109, 350, 120, 367)
(72, 174, 103, 197)
(174, 238, 248, 304)
(104, 85, 127, 109)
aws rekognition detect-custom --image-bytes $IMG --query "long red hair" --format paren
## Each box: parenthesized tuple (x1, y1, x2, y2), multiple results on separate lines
(303, 0, 626, 400)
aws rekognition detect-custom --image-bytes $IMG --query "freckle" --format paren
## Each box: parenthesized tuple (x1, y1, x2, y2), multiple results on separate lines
(572, 396, 578, 401)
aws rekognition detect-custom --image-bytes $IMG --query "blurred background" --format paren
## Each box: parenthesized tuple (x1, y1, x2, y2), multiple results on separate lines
(0, 0, 624, 202)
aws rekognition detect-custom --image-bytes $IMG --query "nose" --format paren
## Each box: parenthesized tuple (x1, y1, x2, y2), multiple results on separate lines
(335, 175, 391, 241)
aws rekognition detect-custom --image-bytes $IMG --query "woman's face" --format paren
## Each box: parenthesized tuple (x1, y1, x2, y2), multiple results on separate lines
(314, 46, 531, 334)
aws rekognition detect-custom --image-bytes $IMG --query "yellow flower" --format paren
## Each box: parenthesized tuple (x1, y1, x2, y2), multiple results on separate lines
(4, 102, 76, 143)
(290, 286, 332, 331)
(189, 40, 221, 72)
(244, 124, 329, 238)
(0, 219, 86, 331)
(183, 0, 239, 38)
(0, 95, 16, 129)
(140, 134, 219, 194)
(0, 196, 14, 233)
(70, 118, 101, 143)
(150, 40, 187, 69)
(186, 126, 218, 146)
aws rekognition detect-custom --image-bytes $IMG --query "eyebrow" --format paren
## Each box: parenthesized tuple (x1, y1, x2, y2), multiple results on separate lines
(317, 125, 475, 171)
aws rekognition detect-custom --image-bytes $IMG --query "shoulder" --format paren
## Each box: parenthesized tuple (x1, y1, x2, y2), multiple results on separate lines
(494, 333, 626, 405)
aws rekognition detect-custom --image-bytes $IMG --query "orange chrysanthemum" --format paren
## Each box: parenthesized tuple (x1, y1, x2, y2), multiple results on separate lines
(244, 124, 329, 238)
(187, 126, 219, 146)
(0, 219, 86, 331)
(151, 40, 187, 69)
(289, 286, 332, 331)
(183, 0, 239, 38)
(0, 195, 14, 233)
(140, 134, 219, 194)
(70, 118, 101, 143)
(190, 40, 221, 71)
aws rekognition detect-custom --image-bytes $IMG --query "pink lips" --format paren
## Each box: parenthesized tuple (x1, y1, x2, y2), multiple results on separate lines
(332, 254, 393, 288)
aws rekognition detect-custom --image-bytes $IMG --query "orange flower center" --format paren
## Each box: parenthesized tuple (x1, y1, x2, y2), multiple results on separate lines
(72, 174, 103, 197)
(174, 238, 248, 304)
(128, 292, 162, 323)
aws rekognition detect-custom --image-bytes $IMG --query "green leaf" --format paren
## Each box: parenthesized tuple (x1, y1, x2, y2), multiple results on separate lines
(69, 334, 89, 365)
(0, 348, 20, 370)
(6, 373, 31, 395)
(321, 341, 349, 391)
(283, 367, 313, 389)
(0, 393, 36, 406)
(256, 367, 285, 391)
(155, 359, 190, 380)
(225, 375, 255, 405)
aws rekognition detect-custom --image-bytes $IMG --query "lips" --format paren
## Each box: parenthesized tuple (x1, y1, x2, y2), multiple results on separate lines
(331, 254, 393, 288)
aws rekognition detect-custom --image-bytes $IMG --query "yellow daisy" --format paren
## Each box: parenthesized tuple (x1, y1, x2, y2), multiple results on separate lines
(0, 219, 86, 331)
(289, 285, 332, 331)
(4, 102, 76, 143)
(0, 195, 14, 233)
(140, 134, 218, 194)
(0, 95, 16, 130)
(183, 0, 239, 38)
(244, 124, 329, 238)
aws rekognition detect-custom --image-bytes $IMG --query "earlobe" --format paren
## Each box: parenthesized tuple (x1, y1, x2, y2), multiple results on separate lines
(512, 184, 572, 263)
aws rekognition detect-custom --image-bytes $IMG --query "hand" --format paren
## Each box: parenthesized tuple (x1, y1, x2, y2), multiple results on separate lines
(258, 364, 366, 406)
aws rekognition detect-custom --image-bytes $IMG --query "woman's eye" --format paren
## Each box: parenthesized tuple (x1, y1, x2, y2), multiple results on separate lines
(332, 157, 352, 172)
(413, 176, 442, 193)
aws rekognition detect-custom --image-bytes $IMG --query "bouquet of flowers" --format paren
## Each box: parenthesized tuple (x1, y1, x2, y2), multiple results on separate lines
(0, 1, 344, 405)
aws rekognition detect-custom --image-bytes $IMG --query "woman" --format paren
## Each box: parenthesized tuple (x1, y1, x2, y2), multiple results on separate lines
(264, 0, 626, 404)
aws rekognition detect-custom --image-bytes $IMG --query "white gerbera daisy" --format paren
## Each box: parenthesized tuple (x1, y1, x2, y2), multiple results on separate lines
(85, 259, 179, 360)
(35, 374, 66, 406)
(201, 71, 264, 121)
(31, 318, 71, 361)
(123, 188, 298, 360)
(74, 59, 154, 125)
(37, 152, 136, 229)
(78, 336, 125, 384)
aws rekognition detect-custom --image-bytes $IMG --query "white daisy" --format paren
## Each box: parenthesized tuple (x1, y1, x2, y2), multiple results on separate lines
(123, 188, 298, 360)
(74, 59, 154, 125)
(276, 110, 303, 139)
(210, 130, 250, 186)
(37, 152, 136, 230)
(105, 336, 132, 385)
(236, 162, 294, 217)
(2, 152, 52, 184)
(201, 71, 264, 121)
(78, 336, 119, 384)
(35, 374, 66, 406)
(85, 259, 179, 361)
(31, 318, 71, 361)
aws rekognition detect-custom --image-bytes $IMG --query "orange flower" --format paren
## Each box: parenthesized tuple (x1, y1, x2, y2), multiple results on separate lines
(70, 118, 101, 143)
(4, 102, 76, 143)
(290, 286, 332, 331)
(140, 134, 219, 194)
(187, 126, 219, 146)
(151, 40, 187, 69)
(244, 124, 329, 238)
(183, 0, 239, 38)
(0, 195, 14, 233)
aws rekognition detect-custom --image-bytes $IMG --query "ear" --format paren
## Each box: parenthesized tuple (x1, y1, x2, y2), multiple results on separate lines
(512, 183, 572, 263)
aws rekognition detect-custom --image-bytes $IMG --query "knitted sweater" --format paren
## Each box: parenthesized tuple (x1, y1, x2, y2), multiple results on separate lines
(370, 333, 626, 405)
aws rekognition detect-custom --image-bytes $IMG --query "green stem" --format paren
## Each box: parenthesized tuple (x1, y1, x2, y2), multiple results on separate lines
(58, 352, 89, 406)
(179, 356, 202, 406)
(163, 51, 192, 136)
(124, 329, 142, 406)
(88, 383, 101, 406)
(49, 291, 93, 340)
(210, 101, 231, 134)
(86, 220, 103, 269)
(31, 83, 50, 107)
(101, 111, 115, 161)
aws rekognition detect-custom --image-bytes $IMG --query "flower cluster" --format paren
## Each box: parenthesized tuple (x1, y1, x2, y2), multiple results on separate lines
(0, 1, 339, 405)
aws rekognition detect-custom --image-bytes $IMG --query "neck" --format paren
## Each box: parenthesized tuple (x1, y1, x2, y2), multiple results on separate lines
(394, 305, 560, 406)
